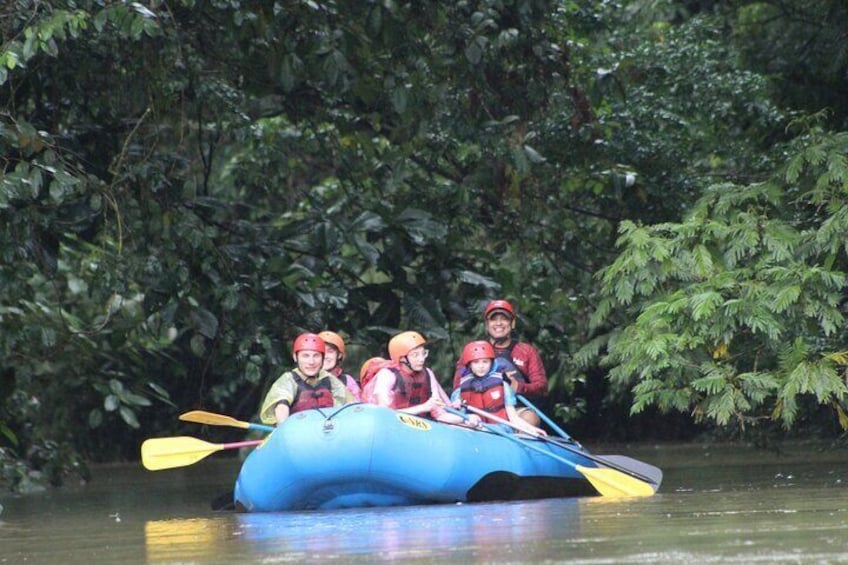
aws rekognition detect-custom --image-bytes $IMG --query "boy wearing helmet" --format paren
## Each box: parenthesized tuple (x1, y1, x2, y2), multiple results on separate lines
(259, 332, 355, 425)
(318, 330, 362, 401)
(365, 331, 479, 426)
(451, 340, 546, 437)
(453, 299, 549, 427)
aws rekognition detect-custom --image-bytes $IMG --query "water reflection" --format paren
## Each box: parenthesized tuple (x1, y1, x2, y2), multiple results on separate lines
(236, 499, 580, 561)
(145, 518, 230, 562)
(8, 443, 848, 564)
(143, 499, 582, 563)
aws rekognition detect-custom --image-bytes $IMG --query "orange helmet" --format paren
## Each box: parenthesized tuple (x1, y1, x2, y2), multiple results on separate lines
(461, 340, 495, 366)
(388, 331, 427, 363)
(359, 356, 387, 382)
(292, 332, 325, 356)
(484, 299, 515, 320)
(318, 331, 345, 356)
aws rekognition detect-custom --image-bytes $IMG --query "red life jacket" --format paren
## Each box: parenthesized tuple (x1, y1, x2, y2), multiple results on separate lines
(290, 372, 335, 413)
(392, 365, 433, 409)
(361, 361, 433, 409)
(458, 374, 508, 420)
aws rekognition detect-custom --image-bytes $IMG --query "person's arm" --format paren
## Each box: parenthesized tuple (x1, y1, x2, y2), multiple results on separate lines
(371, 369, 398, 408)
(511, 343, 548, 398)
(259, 374, 296, 425)
(431, 374, 480, 426)
(346, 375, 362, 402)
(505, 404, 546, 436)
(503, 383, 546, 436)
(274, 403, 291, 425)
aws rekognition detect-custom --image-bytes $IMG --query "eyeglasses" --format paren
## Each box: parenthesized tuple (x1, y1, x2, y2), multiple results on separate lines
(406, 348, 429, 360)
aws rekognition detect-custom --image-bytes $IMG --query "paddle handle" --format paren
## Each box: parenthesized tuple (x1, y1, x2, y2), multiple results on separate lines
(221, 439, 266, 450)
(517, 394, 573, 441)
(458, 402, 543, 437)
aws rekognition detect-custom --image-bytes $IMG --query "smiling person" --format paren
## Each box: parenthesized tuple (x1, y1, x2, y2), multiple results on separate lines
(365, 331, 478, 426)
(318, 330, 362, 402)
(259, 332, 355, 426)
(453, 299, 548, 427)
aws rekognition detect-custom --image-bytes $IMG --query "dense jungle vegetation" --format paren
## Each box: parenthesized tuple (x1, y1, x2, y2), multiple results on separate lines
(2, 0, 847, 492)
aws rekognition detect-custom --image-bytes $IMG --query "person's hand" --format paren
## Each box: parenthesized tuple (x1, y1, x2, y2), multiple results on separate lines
(534, 428, 548, 438)
(467, 414, 483, 428)
(506, 371, 520, 390)
(420, 397, 437, 412)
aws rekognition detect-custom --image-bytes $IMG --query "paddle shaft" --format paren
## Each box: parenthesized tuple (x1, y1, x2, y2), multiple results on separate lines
(442, 406, 585, 470)
(207, 439, 262, 451)
(516, 394, 573, 441)
(462, 402, 658, 485)
(445, 405, 658, 497)
(179, 410, 275, 433)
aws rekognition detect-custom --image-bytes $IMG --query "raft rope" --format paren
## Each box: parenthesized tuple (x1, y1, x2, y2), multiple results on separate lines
(315, 402, 365, 432)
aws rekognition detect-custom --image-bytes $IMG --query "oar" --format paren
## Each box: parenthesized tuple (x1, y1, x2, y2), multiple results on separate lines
(510, 399, 663, 486)
(516, 394, 575, 442)
(179, 410, 275, 433)
(452, 404, 659, 497)
(442, 405, 653, 498)
(141, 436, 264, 471)
(462, 402, 661, 485)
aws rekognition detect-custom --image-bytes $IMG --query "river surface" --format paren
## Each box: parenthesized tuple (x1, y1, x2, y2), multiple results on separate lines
(1, 441, 847, 564)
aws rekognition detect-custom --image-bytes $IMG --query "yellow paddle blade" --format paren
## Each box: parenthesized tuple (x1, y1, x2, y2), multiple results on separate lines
(141, 436, 223, 471)
(577, 465, 658, 498)
(179, 410, 250, 429)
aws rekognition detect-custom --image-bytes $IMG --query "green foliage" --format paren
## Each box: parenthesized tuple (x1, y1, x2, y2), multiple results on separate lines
(583, 128, 848, 431)
(736, 1, 848, 129)
(2, 0, 848, 489)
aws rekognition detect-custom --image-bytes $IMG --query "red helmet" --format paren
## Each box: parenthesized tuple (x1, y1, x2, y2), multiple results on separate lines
(461, 340, 495, 365)
(388, 331, 427, 363)
(292, 333, 325, 356)
(484, 299, 515, 320)
(318, 331, 345, 356)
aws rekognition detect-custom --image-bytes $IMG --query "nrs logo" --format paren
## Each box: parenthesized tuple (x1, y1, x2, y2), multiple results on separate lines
(397, 413, 431, 431)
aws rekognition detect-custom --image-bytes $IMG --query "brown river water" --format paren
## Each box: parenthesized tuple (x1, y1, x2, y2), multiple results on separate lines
(1, 441, 847, 564)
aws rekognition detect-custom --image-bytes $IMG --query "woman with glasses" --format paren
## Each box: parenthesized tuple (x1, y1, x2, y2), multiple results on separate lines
(364, 331, 480, 426)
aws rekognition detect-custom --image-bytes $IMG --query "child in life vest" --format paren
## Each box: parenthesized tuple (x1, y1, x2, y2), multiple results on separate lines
(362, 331, 480, 427)
(451, 340, 547, 437)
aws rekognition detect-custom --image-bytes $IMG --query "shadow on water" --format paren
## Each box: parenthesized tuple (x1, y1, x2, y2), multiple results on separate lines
(3, 441, 848, 564)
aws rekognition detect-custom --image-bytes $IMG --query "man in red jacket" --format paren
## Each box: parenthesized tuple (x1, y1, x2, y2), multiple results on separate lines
(454, 299, 548, 427)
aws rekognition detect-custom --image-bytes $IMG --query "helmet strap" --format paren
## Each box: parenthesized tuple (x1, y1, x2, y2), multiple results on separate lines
(490, 336, 511, 348)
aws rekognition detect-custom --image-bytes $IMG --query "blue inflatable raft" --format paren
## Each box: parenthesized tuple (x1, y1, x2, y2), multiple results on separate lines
(233, 403, 650, 512)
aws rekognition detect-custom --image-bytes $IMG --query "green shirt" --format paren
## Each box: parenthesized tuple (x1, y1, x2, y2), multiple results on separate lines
(259, 368, 354, 424)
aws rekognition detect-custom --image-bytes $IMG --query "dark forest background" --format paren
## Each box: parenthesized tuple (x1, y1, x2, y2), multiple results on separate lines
(2, 0, 847, 491)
